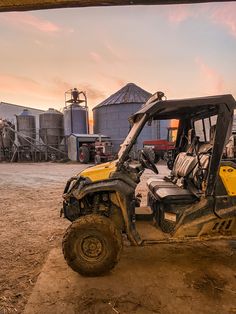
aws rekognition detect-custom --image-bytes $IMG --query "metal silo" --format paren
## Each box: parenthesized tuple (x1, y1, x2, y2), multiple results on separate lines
(39, 108, 64, 147)
(64, 104, 88, 135)
(16, 109, 36, 146)
(93, 83, 160, 152)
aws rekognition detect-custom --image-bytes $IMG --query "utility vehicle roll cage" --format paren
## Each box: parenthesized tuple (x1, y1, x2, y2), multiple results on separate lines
(117, 94, 236, 196)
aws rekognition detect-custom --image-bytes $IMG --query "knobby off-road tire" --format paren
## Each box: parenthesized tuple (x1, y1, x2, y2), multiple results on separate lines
(62, 214, 123, 276)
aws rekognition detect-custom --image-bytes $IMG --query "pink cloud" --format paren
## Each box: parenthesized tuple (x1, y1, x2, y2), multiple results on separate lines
(195, 57, 225, 94)
(89, 52, 102, 63)
(0, 12, 60, 33)
(167, 5, 193, 24)
(166, 3, 236, 39)
(105, 42, 123, 61)
(109, 76, 127, 90)
(210, 3, 236, 38)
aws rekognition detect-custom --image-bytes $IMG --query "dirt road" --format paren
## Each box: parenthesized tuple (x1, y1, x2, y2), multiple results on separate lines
(0, 162, 236, 314)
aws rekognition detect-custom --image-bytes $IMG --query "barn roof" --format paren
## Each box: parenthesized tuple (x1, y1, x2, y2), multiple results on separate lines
(93, 83, 151, 110)
(0, 101, 44, 113)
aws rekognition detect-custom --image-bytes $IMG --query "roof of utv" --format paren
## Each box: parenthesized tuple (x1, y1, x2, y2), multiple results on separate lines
(130, 94, 236, 122)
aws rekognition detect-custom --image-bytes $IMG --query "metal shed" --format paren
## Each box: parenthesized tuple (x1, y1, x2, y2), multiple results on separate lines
(93, 83, 166, 152)
(67, 133, 110, 161)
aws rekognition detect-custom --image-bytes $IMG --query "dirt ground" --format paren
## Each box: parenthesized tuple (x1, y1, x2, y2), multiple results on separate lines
(24, 243, 236, 314)
(0, 162, 236, 314)
(0, 162, 86, 313)
(0, 162, 160, 313)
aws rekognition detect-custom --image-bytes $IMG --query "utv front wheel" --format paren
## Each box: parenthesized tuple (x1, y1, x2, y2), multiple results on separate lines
(62, 214, 123, 276)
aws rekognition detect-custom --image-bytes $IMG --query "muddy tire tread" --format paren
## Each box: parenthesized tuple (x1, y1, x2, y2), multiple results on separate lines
(62, 214, 123, 276)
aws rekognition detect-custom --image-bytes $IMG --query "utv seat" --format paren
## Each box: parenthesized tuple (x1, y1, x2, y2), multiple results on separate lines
(154, 186, 197, 202)
(147, 125, 214, 203)
(146, 151, 188, 192)
(148, 153, 210, 202)
(147, 152, 204, 202)
(146, 177, 176, 193)
(147, 151, 197, 191)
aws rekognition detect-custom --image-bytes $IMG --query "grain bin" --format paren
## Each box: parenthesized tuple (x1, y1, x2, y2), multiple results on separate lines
(39, 108, 63, 147)
(16, 109, 36, 146)
(64, 104, 88, 135)
(93, 83, 160, 152)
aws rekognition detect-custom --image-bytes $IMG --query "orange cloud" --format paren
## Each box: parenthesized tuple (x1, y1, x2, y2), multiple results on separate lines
(0, 12, 61, 33)
(195, 57, 225, 94)
(49, 78, 106, 105)
(0, 74, 106, 109)
(50, 78, 72, 96)
(0, 73, 43, 94)
(80, 83, 106, 104)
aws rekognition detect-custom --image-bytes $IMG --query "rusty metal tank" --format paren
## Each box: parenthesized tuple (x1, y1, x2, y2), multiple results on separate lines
(39, 108, 64, 147)
(16, 109, 36, 146)
(63, 104, 88, 136)
(0, 119, 15, 149)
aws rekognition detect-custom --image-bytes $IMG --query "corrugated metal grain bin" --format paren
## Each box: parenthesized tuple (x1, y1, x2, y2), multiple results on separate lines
(39, 108, 64, 147)
(64, 104, 88, 136)
(16, 109, 36, 146)
(93, 83, 161, 152)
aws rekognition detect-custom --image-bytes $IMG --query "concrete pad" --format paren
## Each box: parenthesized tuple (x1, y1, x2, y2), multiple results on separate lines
(24, 241, 236, 314)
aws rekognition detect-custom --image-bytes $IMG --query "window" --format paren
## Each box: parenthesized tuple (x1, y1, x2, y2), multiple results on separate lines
(194, 115, 217, 142)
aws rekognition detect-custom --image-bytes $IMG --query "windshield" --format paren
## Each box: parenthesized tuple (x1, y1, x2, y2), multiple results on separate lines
(117, 114, 147, 162)
(194, 115, 217, 142)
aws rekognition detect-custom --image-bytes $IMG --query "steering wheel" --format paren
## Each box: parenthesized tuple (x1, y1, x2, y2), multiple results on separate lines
(140, 150, 159, 174)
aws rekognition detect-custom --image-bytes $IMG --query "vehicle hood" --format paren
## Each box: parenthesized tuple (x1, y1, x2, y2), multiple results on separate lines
(80, 160, 117, 182)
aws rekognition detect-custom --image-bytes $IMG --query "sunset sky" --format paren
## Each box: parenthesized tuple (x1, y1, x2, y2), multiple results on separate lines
(0, 2, 236, 117)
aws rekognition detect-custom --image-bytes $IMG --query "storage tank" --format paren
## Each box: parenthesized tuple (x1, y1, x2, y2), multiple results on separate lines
(64, 104, 88, 135)
(93, 83, 160, 152)
(39, 108, 64, 147)
(16, 109, 36, 146)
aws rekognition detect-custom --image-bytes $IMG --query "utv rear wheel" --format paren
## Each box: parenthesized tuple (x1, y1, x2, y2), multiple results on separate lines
(62, 214, 123, 276)
(78, 146, 90, 163)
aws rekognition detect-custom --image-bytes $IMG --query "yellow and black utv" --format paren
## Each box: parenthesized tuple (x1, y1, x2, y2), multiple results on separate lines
(61, 93, 236, 276)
